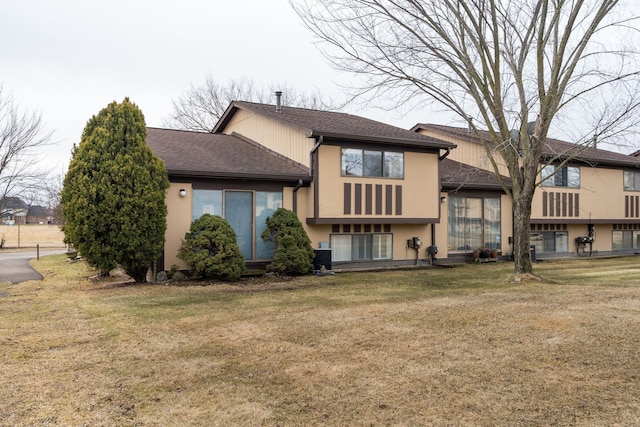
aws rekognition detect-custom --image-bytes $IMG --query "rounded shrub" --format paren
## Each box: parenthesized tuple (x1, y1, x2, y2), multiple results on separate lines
(178, 214, 246, 280)
(261, 208, 314, 275)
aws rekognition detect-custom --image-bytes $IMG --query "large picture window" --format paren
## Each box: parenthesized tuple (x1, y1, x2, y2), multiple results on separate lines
(192, 189, 282, 260)
(448, 196, 501, 252)
(541, 165, 580, 188)
(330, 233, 392, 262)
(341, 148, 403, 178)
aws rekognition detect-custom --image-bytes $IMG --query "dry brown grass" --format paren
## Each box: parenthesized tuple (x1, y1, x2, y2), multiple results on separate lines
(2, 256, 640, 425)
(0, 224, 65, 248)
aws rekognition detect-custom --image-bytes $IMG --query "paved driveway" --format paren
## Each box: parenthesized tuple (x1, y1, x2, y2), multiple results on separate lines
(0, 249, 67, 284)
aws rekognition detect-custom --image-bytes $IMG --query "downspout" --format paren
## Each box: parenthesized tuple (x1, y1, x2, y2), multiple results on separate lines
(292, 179, 303, 214)
(310, 136, 323, 220)
(310, 136, 323, 175)
(434, 147, 452, 252)
(439, 147, 451, 161)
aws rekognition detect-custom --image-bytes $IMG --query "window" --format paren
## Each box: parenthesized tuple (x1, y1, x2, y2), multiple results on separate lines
(341, 148, 404, 178)
(330, 233, 393, 262)
(624, 170, 640, 191)
(192, 189, 222, 221)
(530, 231, 568, 253)
(448, 196, 501, 252)
(191, 189, 282, 260)
(541, 165, 580, 188)
(612, 225, 640, 250)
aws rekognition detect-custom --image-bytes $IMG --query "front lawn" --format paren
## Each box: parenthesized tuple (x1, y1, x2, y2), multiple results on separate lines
(1, 256, 639, 425)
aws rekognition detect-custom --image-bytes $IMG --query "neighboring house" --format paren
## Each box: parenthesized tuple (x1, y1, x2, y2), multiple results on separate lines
(413, 123, 640, 259)
(25, 205, 54, 224)
(0, 197, 29, 225)
(149, 98, 455, 270)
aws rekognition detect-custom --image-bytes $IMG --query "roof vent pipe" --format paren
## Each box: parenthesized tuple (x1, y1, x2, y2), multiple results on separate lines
(275, 91, 283, 113)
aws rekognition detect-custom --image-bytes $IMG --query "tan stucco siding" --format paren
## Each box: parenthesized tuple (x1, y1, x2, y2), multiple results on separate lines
(222, 109, 314, 167)
(501, 194, 514, 254)
(581, 167, 625, 219)
(391, 225, 433, 260)
(165, 182, 193, 270)
(417, 129, 509, 175)
(315, 145, 440, 220)
(531, 167, 626, 221)
(435, 193, 449, 257)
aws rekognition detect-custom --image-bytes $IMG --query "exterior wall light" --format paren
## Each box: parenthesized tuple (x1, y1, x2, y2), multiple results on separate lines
(440, 196, 447, 203)
(179, 189, 187, 197)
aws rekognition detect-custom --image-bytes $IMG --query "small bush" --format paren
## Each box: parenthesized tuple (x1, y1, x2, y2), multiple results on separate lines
(262, 208, 314, 275)
(178, 214, 246, 280)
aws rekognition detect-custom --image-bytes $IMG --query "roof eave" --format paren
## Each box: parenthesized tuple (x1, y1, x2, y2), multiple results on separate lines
(167, 169, 311, 183)
(313, 131, 456, 149)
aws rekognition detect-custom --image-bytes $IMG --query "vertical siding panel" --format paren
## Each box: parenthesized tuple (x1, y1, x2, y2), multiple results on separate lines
(375, 185, 383, 215)
(543, 192, 548, 217)
(355, 184, 362, 215)
(395, 185, 403, 215)
(562, 193, 567, 217)
(575, 194, 580, 217)
(365, 184, 373, 215)
(555, 193, 561, 216)
(568, 193, 573, 217)
(343, 183, 351, 215)
(625, 195, 629, 218)
(385, 185, 393, 215)
(549, 192, 554, 216)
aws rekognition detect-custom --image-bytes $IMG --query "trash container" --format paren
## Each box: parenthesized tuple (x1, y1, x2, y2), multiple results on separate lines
(314, 248, 332, 271)
(529, 245, 536, 262)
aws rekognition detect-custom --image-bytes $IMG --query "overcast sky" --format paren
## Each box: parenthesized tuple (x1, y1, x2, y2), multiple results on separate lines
(2, 0, 450, 174)
(3, 1, 638, 176)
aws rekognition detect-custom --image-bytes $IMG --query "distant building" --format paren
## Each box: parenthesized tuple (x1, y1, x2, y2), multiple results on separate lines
(0, 197, 29, 225)
(0, 197, 54, 225)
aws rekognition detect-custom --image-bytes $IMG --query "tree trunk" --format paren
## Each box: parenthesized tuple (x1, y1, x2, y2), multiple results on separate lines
(512, 192, 534, 279)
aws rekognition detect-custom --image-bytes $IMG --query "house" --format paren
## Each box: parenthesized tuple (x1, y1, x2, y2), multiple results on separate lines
(148, 97, 455, 271)
(0, 197, 29, 225)
(25, 205, 54, 224)
(413, 123, 640, 259)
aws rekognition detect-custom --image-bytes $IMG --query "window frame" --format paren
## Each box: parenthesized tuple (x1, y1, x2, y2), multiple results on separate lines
(541, 164, 580, 188)
(623, 170, 640, 191)
(341, 148, 404, 179)
(530, 230, 569, 253)
(191, 189, 283, 261)
(330, 232, 393, 262)
(612, 229, 640, 250)
(448, 196, 501, 252)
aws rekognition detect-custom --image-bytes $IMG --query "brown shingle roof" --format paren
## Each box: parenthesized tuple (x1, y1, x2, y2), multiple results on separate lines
(440, 158, 511, 191)
(413, 123, 640, 168)
(146, 128, 310, 181)
(214, 101, 456, 150)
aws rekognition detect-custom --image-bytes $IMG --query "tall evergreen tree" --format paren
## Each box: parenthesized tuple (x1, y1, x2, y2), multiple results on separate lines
(61, 98, 169, 282)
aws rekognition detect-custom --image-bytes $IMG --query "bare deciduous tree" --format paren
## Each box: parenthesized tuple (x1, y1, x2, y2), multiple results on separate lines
(0, 85, 53, 213)
(291, 0, 640, 279)
(163, 75, 339, 132)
